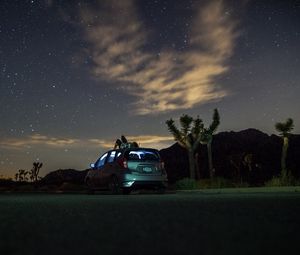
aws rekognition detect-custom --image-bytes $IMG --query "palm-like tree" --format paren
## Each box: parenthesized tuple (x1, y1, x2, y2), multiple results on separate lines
(275, 118, 294, 175)
(166, 115, 204, 179)
(16, 169, 28, 182)
(201, 109, 220, 178)
(30, 162, 43, 182)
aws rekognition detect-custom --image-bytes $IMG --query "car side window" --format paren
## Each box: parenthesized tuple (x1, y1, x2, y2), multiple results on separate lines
(107, 151, 116, 163)
(96, 152, 108, 168)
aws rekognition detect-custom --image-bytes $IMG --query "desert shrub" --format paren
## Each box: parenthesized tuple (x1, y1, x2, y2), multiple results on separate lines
(265, 177, 282, 187)
(175, 178, 198, 190)
(15, 184, 35, 192)
(176, 177, 247, 190)
(198, 177, 235, 189)
(58, 182, 87, 191)
(38, 185, 59, 192)
(265, 171, 299, 187)
(233, 182, 250, 188)
(0, 178, 13, 187)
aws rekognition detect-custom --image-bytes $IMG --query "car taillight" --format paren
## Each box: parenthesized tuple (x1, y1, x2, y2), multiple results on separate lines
(159, 160, 165, 170)
(118, 158, 128, 168)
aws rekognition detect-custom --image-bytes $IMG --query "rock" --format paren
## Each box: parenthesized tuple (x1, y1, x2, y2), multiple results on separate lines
(41, 169, 88, 185)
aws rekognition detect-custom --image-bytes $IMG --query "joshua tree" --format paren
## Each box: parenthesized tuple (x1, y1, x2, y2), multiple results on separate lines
(166, 114, 204, 179)
(15, 173, 19, 182)
(114, 135, 139, 149)
(229, 153, 253, 184)
(275, 118, 294, 175)
(29, 174, 34, 182)
(16, 169, 29, 182)
(201, 109, 220, 178)
(30, 162, 43, 182)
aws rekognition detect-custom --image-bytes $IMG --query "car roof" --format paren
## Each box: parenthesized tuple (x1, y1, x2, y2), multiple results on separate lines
(106, 147, 159, 153)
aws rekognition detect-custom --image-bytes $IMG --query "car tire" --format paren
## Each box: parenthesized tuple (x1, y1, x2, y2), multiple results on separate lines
(108, 175, 121, 194)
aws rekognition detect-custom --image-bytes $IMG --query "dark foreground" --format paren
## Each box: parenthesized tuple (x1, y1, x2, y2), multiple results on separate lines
(0, 189, 300, 255)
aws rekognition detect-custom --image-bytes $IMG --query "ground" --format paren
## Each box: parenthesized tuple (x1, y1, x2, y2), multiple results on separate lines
(0, 187, 299, 255)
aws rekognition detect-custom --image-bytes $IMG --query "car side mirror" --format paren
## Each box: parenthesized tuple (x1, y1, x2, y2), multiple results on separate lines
(90, 163, 95, 168)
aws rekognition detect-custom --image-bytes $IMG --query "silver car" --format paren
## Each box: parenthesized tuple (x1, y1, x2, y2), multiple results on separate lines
(85, 148, 168, 194)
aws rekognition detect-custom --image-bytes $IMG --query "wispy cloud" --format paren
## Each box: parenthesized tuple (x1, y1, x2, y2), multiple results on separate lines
(89, 135, 174, 149)
(0, 134, 79, 150)
(80, 0, 238, 114)
(0, 134, 173, 150)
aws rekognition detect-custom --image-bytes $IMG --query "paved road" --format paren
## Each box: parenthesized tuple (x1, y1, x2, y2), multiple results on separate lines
(0, 192, 299, 255)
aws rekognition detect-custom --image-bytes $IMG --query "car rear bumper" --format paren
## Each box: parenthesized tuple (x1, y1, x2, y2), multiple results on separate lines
(121, 173, 168, 188)
(133, 180, 167, 189)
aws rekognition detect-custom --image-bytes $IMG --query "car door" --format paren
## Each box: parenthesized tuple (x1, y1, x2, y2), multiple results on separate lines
(94, 152, 108, 187)
(101, 150, 117, 187)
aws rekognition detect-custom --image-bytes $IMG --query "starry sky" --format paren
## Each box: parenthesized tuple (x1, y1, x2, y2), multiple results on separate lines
(1, 0, 300, 178)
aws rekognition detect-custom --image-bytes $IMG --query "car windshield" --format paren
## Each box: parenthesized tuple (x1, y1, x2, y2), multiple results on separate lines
(125, 149, 160, 161)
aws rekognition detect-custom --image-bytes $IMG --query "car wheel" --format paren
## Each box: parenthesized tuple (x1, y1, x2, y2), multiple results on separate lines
(108, 175, 121, 194)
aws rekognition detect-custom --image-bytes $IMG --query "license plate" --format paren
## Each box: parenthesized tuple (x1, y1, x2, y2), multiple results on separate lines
(143, 167, 152, 172)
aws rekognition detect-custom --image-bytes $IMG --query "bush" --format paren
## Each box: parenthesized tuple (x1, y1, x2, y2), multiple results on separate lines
(58, 182, 87, 191)
(0, 178, 14, 187)
(38, 185, 59, 192)
(175, 178, 198, 190)
(198, 177, 235, 189)
(265, 177, 282, 187)
(265, 171, 299, 187)
(15, 184, 35, 192)
(233, 182, 250, 188)
(175, 177, 240, 190)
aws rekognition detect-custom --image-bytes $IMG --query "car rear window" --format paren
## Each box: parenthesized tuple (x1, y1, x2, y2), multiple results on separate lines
(125, 149, 160, 161)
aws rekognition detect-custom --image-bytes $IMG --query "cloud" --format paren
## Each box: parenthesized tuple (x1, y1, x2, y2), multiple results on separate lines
(129, 135, 174, 149)
(30, 134, 79, 146)
(80, 0, 238, 114)
(0, 134, 174, 150)
(87, 139, 112, 149)
(88, 135, 174, 150)
(89, 135, 174, 149)
(0, 134, 79, 150)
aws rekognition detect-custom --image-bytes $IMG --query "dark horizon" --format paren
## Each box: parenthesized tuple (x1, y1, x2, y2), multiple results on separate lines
(2, 127, 299, 179)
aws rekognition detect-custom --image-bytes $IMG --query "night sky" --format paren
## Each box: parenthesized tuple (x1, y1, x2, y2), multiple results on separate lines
(1, 0, 300, 177)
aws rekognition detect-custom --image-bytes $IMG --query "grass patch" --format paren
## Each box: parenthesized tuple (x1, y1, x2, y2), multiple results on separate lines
(57, 182, 87, 192)
(265, 171, 300, 187)
(175, 177, 248, 190)
(175, 178, 198, 190)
